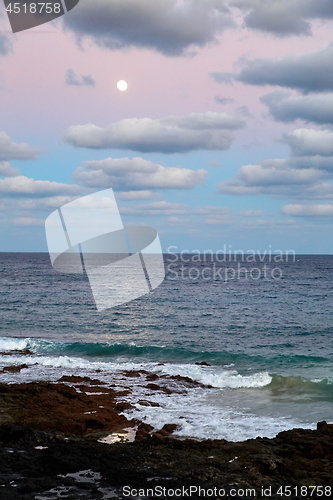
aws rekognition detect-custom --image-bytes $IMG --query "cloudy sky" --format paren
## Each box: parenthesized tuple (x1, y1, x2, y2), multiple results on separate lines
(1, 0, 333, 253)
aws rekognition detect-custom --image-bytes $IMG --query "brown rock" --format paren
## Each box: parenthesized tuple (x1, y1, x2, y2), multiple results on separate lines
(163, 424, 178, 434)
(135, 422, 154, 441)
(2, 364, 28, 373)
(152, 432, 164, 439)
(0, 381, 136, 436)
(146, 382, 170, 392)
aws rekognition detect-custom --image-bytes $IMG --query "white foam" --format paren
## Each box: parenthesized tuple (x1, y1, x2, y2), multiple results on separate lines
(0, 337, 29, 351)
(127, 388, 305, 442)
(0, 353, 272, 389)
(159, 365, 272, 389)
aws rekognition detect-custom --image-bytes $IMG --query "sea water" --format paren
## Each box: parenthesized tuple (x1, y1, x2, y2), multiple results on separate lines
(0, 252, 333, 442)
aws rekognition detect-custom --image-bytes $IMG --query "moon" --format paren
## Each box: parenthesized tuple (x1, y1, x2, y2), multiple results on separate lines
(117, 80, 128, 92)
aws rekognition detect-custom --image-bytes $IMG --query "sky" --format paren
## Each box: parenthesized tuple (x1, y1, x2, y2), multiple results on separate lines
(1, 0, 333, 253)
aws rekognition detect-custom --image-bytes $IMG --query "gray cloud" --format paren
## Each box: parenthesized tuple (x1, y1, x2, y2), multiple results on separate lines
(210, 72, 234, 84)
(289, 156, 333, 172)
(231, 0, 333, 37)
(214, 95, 235, 104)
(0, 132, 41, 161)
(65, 69, 96, 86)
(211, 44, 333, 94)
(73, 156, 208, 191)
(261, 91, 333, 125)
(65, 112, 245, 154)
(62, 0, 233, 57)
(237, 105, 252, 118)
(0, 33, 12, 56)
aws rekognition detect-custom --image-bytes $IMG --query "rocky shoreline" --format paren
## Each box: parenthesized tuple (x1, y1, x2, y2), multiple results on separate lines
(1, 373, 333, 499)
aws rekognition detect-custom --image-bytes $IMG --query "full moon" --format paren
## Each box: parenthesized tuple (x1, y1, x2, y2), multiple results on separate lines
(117, 80, 128, 92)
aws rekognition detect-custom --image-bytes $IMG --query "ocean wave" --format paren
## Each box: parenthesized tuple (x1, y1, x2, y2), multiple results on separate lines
(0, 350, 272, 389)
(1, 348, 332, 397)
(199, 370, 272, 388)
(268, 374, 333, 396)
(0, 336, 330, 364)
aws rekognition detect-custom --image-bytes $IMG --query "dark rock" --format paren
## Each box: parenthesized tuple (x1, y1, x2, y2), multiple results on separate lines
(0, 380, 333, 499)
(0, 349, 33, 356)
(138, 400, 160, 407)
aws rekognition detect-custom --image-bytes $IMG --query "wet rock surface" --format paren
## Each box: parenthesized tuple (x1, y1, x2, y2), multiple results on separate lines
(0, 378, 333, 498)
(1, 422, 333, 499)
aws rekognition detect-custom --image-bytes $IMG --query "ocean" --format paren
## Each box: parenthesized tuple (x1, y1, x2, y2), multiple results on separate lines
(1, 252, 333, 442)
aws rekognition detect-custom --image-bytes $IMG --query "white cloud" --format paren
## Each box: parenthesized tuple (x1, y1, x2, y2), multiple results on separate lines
(73, 157, 208, 191)
(240, 218, 297, 229)
(0, 132, 41, 161)
(195, 205, 234, 224)
(208, 161, 223, 168)
(217, 160, 328, 198)
(239, 210, 263, 217)
(17, 196, 80, 210)
(117, 190, 155, 201)
(281, 204, 333, 216)
(0, 176, 80, 197)
(120, 200, 188, 216)
(65, 112, 245, 154)
(237, 160, 321, 185)
(0, 161, 20, 177)
(168, 216, 189, 225)
(282, 129, 333, 157)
